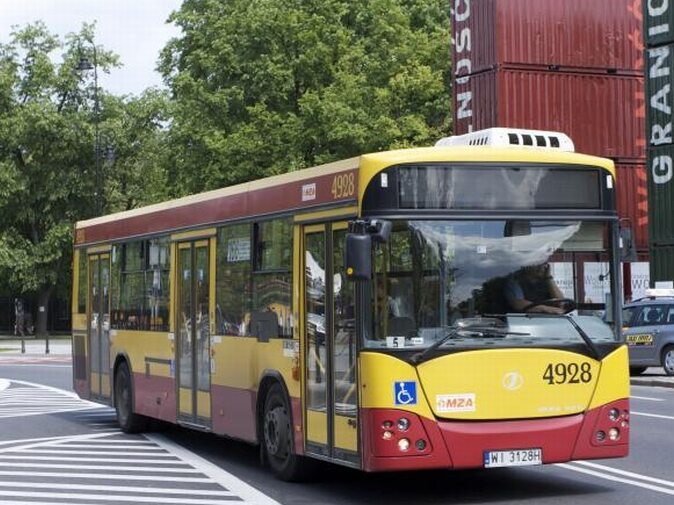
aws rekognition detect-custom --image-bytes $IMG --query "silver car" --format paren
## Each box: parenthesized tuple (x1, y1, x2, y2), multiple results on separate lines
(623, 294, 674, 376)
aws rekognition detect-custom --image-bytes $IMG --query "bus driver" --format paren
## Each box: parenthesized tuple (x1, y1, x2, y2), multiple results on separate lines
(504, 263, 565, 314)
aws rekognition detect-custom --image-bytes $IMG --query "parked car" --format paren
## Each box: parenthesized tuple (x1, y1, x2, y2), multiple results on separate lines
(622, 289, 674, 376)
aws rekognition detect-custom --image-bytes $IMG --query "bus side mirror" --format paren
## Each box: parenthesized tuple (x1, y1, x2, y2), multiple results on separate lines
(345, 234, 372, 281)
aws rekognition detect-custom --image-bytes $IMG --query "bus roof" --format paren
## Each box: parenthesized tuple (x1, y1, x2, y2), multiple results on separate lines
(75, 146, 615, 246)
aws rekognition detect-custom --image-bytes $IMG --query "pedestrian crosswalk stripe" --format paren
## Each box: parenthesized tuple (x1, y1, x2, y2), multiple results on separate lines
(0, 381, 280, 504)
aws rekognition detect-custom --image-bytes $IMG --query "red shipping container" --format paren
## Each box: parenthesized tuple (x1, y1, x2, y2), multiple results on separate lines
(452, 0, 643, 77)
(615, 162, 649, 251)
(453, 68, 645, 159)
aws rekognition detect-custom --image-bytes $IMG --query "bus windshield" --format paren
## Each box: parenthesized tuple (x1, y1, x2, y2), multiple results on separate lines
(367, 219, 618, 350)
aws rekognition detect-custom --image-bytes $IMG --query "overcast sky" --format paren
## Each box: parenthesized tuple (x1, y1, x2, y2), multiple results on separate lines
(0, 0, 183, 96)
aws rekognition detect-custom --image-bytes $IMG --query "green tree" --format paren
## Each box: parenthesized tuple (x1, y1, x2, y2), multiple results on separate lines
(160, 0, 451, 194)
(0, 22, 170, 336)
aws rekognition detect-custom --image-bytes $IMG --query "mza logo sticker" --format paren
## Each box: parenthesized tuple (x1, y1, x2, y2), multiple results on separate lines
(393, 381, 417, 406)
(436, 393, 476, 413)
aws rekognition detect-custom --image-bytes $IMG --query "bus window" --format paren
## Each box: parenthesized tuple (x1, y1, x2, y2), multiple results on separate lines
(77, 250, 87, 313)
(110, 238, 170, 332)
(216, 223, 252, 336)
(252, 219, 293, 338)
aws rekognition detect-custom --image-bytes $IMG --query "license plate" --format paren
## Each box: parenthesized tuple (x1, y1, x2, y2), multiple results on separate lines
(483, 448, 542, 468)
(626, 334, 654, 346)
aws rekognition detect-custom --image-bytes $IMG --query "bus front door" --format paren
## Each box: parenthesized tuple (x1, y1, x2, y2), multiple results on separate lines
(88, 253, 111, 401)
(303, 223, 360, 466)
(176, 239, 213, 428)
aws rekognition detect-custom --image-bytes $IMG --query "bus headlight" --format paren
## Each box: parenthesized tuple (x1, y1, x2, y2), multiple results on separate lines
(397, 417, 410, 431)
(398, 438, 410, 452)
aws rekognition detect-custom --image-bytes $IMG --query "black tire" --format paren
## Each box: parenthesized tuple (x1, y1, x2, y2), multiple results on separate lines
(114, 361, 148, 433)
(629, 366, 648, 376)
(661, 346, 674, 376)
(262, 383, 316, 481)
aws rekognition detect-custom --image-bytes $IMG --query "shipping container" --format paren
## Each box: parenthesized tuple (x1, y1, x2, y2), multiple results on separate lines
(453, 68, 645, 159)
(645, 0, 674, 47)
(452, 0, 643, 77)
(646, 43, 674, 147)
(647, 144, 674, 245)
(616, 162, 650, 250)
(650, 245, 674, 283)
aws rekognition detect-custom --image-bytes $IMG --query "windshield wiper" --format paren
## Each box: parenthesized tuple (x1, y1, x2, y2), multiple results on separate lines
(518, 313, 601, 359)
(410, 327, 461, 364)
(410, 323, 530, 364)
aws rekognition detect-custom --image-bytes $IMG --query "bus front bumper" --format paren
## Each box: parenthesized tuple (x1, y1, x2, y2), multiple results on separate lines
(361, 399, 629, 472)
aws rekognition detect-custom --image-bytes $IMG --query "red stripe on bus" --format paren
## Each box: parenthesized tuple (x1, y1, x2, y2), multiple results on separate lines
(78, 170, 357, 245)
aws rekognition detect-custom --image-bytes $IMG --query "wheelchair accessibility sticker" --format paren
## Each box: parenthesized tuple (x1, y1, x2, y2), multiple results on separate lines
(394, 381, 417, 406)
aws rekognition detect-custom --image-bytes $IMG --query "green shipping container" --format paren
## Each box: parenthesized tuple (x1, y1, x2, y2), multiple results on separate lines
(651, 246, 674, 283)
(648, 145, 674, 245)
(646, 0, 674, 47)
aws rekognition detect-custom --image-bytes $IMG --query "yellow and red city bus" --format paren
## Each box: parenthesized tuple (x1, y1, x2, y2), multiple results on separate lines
(72, 128, 629, 480)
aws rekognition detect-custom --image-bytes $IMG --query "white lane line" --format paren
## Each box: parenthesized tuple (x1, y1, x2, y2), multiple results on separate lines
(0, 470, 212, 482)
(631, 395, 664, 401)
(0, 432, 120, 454)
(0, 364, 72, 368)
(574, 461, 674, 488)
(54, 444, 161, 449)
(0, 480, 234, 496)
(0, 455, 188, 464)
(149, 433, 281, 505)
(632, 411, 674, 420)
(0, 490, 234, 504)
(0, 434, 107, 447)
(557, 463, 674, 496)
(2, 379, 97, 403)
(0, 461, 200, 472)
(20, 449, 175, 457)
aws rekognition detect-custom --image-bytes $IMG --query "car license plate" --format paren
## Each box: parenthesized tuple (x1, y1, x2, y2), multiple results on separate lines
(626, 334, 654, 346)
(483, 448, 542, 468)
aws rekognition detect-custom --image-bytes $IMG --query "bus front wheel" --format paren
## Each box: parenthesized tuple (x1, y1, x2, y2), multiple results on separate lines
(114, 361, 147, 433)
(262, 384, 315, 481)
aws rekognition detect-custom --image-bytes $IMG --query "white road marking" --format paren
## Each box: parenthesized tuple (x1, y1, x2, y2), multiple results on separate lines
(0, 455, 191, 464)
(0, 480, 234, 497)
(0, 490, 233, 504)
(632, 411, 674, 420)
(0, 381, 280, 504)
(0, 461, 201, 472)
(0, 379, 99, 419)
(149, 433, 282, 505)
(558, 463, 674, 496)
(0, 470, 213, 482)
(20, 448, 176, 456)
(574, 461, 674, 488)
(630, 395, 664, 401)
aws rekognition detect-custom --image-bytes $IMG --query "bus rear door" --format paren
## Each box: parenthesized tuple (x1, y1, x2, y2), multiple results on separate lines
(88, 252, 111, 401)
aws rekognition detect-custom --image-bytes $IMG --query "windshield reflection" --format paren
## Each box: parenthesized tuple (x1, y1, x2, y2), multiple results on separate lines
(368, 220, 617, 350)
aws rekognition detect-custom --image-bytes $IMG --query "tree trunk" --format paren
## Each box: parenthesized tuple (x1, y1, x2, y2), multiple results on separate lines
(36, 288, 52, 337)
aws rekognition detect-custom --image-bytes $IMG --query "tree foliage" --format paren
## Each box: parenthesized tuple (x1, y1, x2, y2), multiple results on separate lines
(0, 22, 170, 333)
(160, 0, 451, 194)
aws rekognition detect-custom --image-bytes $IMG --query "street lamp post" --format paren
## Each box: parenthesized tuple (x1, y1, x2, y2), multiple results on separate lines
(77, 43, 102, 216)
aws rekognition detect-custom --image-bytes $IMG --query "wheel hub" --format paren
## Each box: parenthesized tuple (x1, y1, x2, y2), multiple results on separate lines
(264, 406, 288, 458)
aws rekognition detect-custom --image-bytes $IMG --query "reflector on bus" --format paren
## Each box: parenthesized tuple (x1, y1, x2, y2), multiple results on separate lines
(435, 128, 575, 152)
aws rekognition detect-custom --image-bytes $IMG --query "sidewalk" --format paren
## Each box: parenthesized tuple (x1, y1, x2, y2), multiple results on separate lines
(631, 368, 674, 389)
(0, 337, 71, 356)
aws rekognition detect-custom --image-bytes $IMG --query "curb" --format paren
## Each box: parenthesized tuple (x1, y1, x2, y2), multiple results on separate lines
(631, 378, 674, 389)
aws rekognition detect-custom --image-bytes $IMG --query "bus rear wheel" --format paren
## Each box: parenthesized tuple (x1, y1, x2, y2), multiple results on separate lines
(114, 361, 147, 433)
(262, 384, 315, 481)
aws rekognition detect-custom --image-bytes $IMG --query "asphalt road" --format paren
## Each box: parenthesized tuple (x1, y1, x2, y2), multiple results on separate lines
(0, 361, 673, 505)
